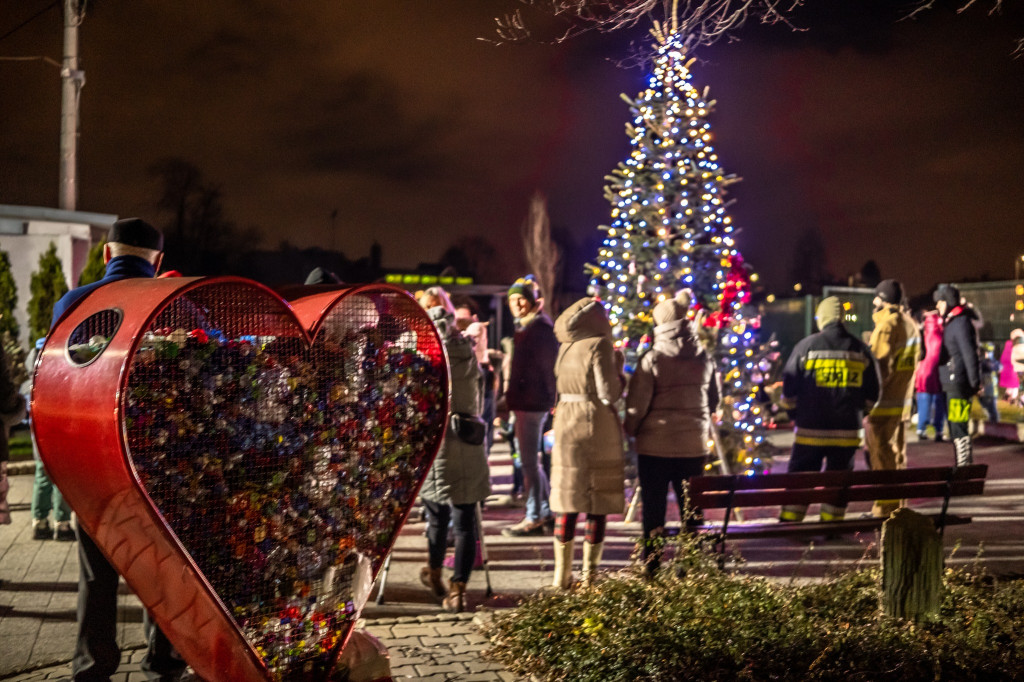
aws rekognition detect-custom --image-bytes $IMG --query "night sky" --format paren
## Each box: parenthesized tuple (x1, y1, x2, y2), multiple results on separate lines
(1, 1, 1023, 294)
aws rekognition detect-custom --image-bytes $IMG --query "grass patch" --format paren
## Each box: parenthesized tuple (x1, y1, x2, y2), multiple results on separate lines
(484, 537, 1024, 681)
(8, 426, 33, 462)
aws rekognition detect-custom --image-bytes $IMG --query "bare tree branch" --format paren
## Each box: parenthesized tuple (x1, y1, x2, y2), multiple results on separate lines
(521, 191, 562, 315)
(903, 0, 1020, 57)
(486, 0, 803, 49)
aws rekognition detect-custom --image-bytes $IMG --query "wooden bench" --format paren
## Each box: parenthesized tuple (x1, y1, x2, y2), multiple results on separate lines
(685, 464, 988, 561)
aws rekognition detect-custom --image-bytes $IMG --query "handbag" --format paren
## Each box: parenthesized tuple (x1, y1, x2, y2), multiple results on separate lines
(450, 412, 487, 446)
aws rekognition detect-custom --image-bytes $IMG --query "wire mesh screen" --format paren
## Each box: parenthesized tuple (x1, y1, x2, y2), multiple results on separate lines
(119, 282, 445, 681)
(308, 289, 447, 570)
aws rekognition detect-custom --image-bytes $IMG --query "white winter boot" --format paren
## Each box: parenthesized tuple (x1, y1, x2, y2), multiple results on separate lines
(581, 541, 604, 587)
(552, 539, 575, 590)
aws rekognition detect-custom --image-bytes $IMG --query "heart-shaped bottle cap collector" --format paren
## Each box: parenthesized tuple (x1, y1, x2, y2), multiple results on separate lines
(33, 277, 449, 682)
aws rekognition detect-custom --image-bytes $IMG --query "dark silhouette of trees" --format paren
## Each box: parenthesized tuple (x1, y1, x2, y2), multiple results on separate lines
(788, 227, 833, 295)
(148, 158, 261, 275)
(439, 236, 505, 284)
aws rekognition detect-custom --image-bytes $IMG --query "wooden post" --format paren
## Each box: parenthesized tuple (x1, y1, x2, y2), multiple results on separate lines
(880, 508, 943, 622)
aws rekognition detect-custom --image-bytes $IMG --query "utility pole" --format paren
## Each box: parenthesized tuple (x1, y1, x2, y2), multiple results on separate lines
(59, 0, 86, 210)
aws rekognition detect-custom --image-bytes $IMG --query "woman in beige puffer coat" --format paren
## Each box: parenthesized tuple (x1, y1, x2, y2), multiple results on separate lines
(623, 291, 719, 575)
(550, 297, 625, 588)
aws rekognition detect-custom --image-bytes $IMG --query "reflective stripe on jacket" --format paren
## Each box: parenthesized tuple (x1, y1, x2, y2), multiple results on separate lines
(781, 322, 882, 442)
(869, 304, 921, 419)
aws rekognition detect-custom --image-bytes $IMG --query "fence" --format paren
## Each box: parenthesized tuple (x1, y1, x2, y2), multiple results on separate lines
(760, 281, 1024, 360)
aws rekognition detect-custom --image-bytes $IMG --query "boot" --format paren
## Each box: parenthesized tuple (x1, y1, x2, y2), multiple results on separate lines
(581, 541, 604, 587)
(954, 436, 973, 467)
(551, 539, 575, 590)
(419, 566, 446, 600)
(442, 581, 466, 613)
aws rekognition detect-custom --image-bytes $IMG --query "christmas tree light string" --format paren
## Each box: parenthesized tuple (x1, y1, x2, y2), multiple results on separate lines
(588, 27, 780, 475)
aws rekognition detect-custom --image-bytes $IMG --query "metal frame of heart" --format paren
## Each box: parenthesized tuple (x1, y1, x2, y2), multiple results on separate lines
(32, 277, 450, 682)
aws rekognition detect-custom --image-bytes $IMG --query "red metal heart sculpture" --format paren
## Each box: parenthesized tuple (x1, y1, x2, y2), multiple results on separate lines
(33, 277, 448, 682)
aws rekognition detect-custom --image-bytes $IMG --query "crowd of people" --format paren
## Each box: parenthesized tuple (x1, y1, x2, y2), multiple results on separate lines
(414, 274, 1020, 610)
(3, 215, 1021, 681)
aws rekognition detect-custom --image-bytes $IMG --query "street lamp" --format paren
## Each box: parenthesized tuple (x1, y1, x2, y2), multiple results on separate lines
(1017, 255, 1024, 281)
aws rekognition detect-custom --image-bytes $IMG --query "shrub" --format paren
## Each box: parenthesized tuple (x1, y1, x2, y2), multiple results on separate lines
(485, 535, 1024, 681)
(0, 250, 17, 340)
(27, 242, 68, 342)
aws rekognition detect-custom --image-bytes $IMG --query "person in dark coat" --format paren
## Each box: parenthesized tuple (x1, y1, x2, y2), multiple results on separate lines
(623, 291, 718, 574)
(500, 276, 559, 537)
(934, 284, 982, 467)
(418, 303, 491, 613)
(778, 296, 881, 522)
(51, 218, 187, 682)
(0, 327, 27, 526)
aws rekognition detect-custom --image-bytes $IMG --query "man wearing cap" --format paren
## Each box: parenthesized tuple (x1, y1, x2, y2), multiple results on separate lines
(778, 297, 881, 523)
(50, 218, 185, 682)
(934, 283, 982, 467)
(864, 279, 922, 517)
(500, 275, 559, 537)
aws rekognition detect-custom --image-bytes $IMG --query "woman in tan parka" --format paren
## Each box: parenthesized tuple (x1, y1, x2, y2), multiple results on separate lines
(550, 297, 625, 589)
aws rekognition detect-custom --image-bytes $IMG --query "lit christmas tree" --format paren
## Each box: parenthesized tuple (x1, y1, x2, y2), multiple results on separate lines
(587, 23, 779, 475)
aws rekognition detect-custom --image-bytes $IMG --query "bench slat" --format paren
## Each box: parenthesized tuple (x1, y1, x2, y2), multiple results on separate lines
(679, 514, 973, 539)
(689, 464, 987, 493)
(692, 480, 985, 509)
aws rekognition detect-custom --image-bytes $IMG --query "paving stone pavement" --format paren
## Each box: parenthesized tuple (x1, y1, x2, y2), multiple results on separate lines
(2, 612, 523, 682)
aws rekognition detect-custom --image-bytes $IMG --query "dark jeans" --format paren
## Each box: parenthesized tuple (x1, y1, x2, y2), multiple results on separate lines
(423, 499, 477, 584)
(73, 524, 184, 681)
(637, 455, 707, 544)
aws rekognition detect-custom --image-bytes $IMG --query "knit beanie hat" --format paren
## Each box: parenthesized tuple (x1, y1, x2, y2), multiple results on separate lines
(874, 279, 903, 304)
(815, 296, 843, 331)
(109, 218, 163, 251)
(933, 284, 961, 308)
(508, 276, 540, 304)
(653, 290, 693, 326)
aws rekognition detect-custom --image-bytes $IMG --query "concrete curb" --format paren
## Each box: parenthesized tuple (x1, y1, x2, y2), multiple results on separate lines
(978, 420, 1024, 441)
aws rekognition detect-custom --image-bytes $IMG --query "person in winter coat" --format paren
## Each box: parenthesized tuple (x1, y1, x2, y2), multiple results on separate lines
(501, 276, 559, 537)
(999, 330, 1021, 404)
(778, 297, 881, 522)
(0, 328, 27, 526)
(934, 284, 982, 467)
(623, 291, 718, 575)
(51, 218, 187, 682)
(864, 279, 921, 518)
(915, 309, 947, 440)
(549, 297, 625, 589)
(1002, 328, 1024, 406)
(418, 302, 491, 613)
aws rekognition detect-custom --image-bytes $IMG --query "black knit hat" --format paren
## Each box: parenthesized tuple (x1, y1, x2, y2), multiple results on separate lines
(933, 283, 960, 308)
(108, 218, 163, 251)
(874, 279, 903, 304)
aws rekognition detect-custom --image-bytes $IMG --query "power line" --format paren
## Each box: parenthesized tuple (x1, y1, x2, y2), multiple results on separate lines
(0, 0, 59, 44)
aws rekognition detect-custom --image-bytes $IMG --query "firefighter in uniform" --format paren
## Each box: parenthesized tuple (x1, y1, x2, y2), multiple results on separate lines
(934, 284, 982, 467)
(779, 297, 881, 523)
(865, 279, 922, 517)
